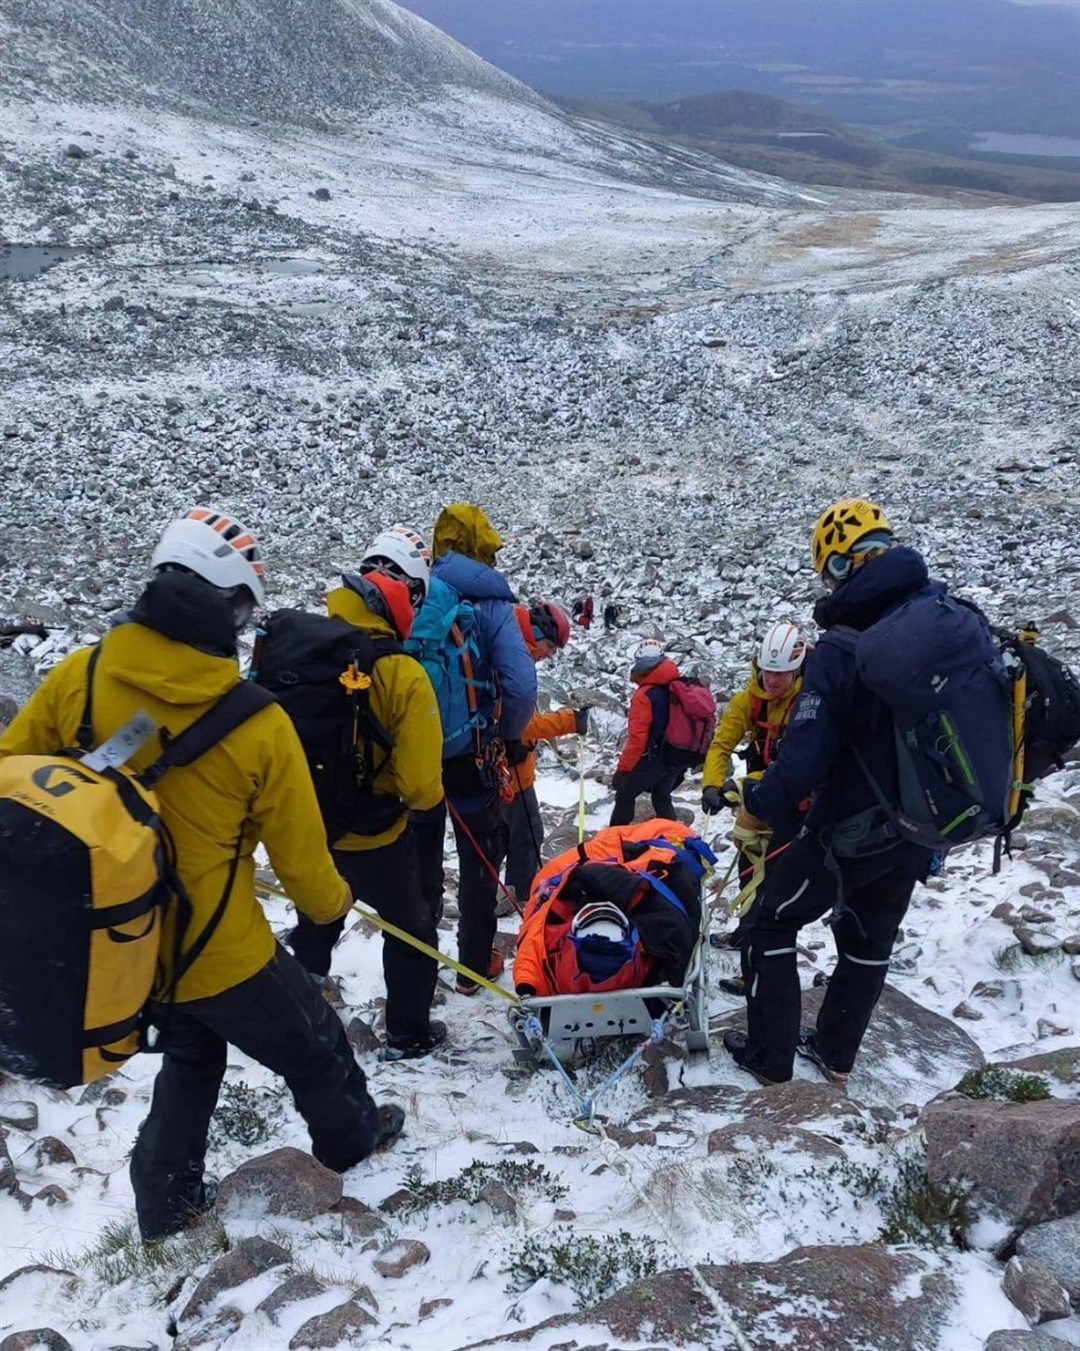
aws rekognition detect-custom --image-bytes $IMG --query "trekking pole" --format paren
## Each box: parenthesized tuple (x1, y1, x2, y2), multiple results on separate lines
(577, 733, 587, 846)
(447, 799, 525, 917)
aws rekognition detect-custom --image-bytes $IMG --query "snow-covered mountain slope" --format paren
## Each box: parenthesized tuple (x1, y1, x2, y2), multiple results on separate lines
(2, 3, 1080, 1349)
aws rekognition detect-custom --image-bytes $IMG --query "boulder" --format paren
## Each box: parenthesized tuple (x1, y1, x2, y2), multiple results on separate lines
(984, 1333, 1076, 1349)
(0, 1103, 38, 1132)
(1016, 1215, 1080, 1303)
(289, 1296, 377, 1349)
(34, 1138, 75, 1167)
(740, 1081, 864, 1131)
(215, 1147, 341, 1220)
(706, 1119, 845, 1162)
(255, 1273, 327, 1323)
(373, 1239, 430, 1279)
(330, 1196, 387, 1239)
(0, 1267, 79, 1309)
(923, 1100, 1080, 1240)
(462, 1243, 960, 1349)
(1002, 1255, 1071, 1323)
(173, 1309, 243, 1350)
(0, 1333, 75, 1351)
(179, 1237, 290, 1322)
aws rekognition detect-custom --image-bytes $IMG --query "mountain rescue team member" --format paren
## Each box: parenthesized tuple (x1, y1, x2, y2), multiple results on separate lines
(503, 601, 589, 908)
(410, 504, 537, 995)
(288, 526, 447, 1061)
(725, 499, 936, 1086)
(0, 509, 404, 1242)
(701, 622, 809, 978)
(609, 640, 684, 827)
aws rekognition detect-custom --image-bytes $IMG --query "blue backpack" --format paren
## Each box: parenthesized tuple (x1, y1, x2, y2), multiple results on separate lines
(833, 586, 1016, 857)
(406, 576, 497, 759)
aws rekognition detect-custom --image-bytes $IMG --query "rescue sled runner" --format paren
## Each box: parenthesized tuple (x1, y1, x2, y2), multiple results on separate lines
(507, 819, 715, 1063)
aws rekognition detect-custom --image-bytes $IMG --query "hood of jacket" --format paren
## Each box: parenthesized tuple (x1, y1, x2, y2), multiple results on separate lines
(632, 657, 681, 688)
(130, 570, 238, 659)
(813, 546, 930, 633)
(326, 585, 399, 640)
(434, 550, 516, 603)
(102, 621, 241, 707)
(432, 503, 503, 566)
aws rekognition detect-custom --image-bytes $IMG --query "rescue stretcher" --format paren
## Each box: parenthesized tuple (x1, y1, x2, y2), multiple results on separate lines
(507, 900, 711, 1063)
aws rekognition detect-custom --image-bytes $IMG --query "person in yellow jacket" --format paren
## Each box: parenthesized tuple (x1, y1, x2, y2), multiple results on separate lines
(0, 508, 404, 1242)
(701, 622, 808, 810)
(502, 601, 588, 909)
(287, 526, 448, 1061)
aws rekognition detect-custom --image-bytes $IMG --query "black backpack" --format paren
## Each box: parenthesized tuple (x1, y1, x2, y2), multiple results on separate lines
(252, 610, 405, 844)
(997, 627, 1080, 806)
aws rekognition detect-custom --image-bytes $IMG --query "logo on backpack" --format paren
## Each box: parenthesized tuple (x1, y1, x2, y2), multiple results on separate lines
(405, 576, 498, 759)
(660, 679, 718, 770)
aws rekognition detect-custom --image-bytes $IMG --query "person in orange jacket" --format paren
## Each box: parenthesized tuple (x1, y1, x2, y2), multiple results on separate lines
(609, 639, 684, 827)
(503, 601, 589, 908)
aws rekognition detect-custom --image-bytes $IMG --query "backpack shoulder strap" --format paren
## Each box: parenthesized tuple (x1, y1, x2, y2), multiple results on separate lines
(76, 644, 104, 752)
(140, 682, 275, 789)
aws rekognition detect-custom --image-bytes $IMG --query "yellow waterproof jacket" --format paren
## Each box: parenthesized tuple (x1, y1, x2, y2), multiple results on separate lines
(703, 665, 803, 788)
(325, 586, 444, 850)
(432, 503, 504, 566)
(0, 624, 350, 1002)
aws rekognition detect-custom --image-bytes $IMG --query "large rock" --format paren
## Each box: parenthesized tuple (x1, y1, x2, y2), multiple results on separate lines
(923, 1100, 1080, 1241)
(179, 1237, 290, 1323)
(999, 1048, 1080, 1095)
(740, 1081, 864, 1131)
(714, 983, 983, 1108)
(1002, 1255, 1071, 1324)
(706, 1119, 845, 1162)
(984, 1333, 1076, 1349)
(215, 1147, 341, 1221)
(0, 1333, 75, 1351)
(462, 1243, 960, 1349)
(289, 1296, 377, 1349)
(1016, 1215, 1080, 1303)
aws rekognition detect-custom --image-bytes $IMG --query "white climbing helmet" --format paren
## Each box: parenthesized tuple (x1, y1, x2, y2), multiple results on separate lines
(631, 639, 665, 677)
(758, 622, 807, 673)
(571, 902, 633, 945)
(150, 507, 266, 606)
(360, 525, 432, 610)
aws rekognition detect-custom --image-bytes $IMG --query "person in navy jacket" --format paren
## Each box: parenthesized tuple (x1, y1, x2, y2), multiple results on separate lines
(410, 504, 537, 995)
(724, 499, 936, 1086)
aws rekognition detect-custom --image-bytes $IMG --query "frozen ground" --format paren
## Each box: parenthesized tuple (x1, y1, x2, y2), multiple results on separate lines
(1, 1, 1079, 1347)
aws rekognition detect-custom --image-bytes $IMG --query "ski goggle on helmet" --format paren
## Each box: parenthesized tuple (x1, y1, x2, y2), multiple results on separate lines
(812, 499, 893, 584)
(358, 525, 432, 613)
(570, 903, 638, 981)
(150, 508, 266, 627)
(758, 622, 807, 673)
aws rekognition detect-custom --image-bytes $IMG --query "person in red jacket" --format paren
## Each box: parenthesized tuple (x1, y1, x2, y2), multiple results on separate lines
(609, 640, 684, 826)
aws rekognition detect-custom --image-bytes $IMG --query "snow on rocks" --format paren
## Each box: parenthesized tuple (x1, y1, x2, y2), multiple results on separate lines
(213, 1147, 342, 1222)
(1002, 1255, 1071, 1325)
(1016, 1215, 1080, 1306)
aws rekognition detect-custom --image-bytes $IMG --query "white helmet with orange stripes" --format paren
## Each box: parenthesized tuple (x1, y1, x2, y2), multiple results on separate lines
(151, 507, 266, 607)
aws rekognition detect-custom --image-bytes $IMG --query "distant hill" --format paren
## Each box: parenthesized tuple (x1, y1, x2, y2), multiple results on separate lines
(555, 90, 1080, 202)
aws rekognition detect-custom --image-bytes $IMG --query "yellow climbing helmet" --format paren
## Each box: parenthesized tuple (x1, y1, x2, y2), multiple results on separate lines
(812, 499, 892, 578)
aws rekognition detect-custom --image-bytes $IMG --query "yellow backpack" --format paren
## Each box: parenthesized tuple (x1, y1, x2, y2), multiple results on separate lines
(0, 648, 272, 1088)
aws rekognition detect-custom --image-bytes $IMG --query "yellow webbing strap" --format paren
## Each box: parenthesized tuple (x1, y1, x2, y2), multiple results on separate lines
(256, 878, 518, 1003)
(728, 823, 771, 919)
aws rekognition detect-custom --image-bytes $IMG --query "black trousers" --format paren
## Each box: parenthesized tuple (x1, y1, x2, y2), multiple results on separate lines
(503, 785, 544, 906)
(130, 946, 379, 1241)
(413, 796, 507, 980)
(738, 831, 927, 1082)
(609, 757, 683, 827)
(289, 830, 439, 1041)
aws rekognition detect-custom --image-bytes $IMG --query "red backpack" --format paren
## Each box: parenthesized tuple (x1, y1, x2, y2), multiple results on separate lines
(660, 680, 717, 769)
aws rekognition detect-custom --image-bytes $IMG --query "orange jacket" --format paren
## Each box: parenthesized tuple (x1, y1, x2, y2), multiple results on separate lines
(514, 818, 702, 995)
(617, 658, 681, 773)
(509, 606, 577, 795)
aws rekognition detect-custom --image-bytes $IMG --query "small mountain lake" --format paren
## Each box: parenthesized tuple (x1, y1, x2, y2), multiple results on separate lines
(0, 244, 87, 280)
(971, 132, 1080, 158)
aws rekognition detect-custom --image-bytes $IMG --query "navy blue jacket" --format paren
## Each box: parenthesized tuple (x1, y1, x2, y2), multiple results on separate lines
(431, 551, 537, 743)
(745, 547, 935, 841)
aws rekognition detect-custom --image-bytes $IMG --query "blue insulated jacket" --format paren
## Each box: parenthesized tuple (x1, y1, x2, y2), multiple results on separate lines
(432, 552, 537, 743)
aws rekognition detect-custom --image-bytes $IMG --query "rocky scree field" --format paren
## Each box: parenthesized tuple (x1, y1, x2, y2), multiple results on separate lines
(2, 1, 1080, 1349)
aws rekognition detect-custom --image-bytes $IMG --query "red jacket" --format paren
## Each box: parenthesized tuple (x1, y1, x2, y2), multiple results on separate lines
(618, 658, 681, 773)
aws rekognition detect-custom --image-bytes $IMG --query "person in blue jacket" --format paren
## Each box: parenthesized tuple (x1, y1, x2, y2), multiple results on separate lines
(409, 504, 537, 995)
(723, 499, 936, 1086)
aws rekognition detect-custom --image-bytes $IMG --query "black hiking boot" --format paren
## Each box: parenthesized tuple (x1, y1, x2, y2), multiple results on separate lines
(379, 1020, 448, 1063)
(796, 1029, 850, 1087)
(372, 1103, 406, 1153)
(722, 1031, 779, 1087)
(717, 975, 747, 997)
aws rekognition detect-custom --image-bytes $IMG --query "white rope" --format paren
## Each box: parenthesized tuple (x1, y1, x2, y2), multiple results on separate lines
(585, 1117, 755, 1351)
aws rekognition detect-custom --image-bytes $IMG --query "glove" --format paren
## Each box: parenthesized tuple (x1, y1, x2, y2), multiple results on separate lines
(611, 770, 628, 792)
(574, 706, 591, 735)
(721, 777, 744, 810)
(516, 984, 537, 998)
(701, 786, 723, 816)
